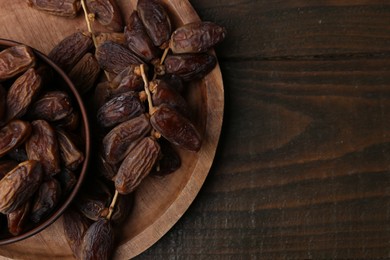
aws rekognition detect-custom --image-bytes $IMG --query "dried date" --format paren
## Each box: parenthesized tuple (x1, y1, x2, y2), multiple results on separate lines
(7, 200, 31, 236)
(68, 53, 101, 95)
(164, 53, 217, 82)
(29, 91, 73, 122)
(6, 68, 42, 120)
(56, 129, 84, 171)
(86, 0, 123, 32)
(0, 120, 31, 158)
(102, 114, 151, 164)
(56, 168, 77, 196)
(0, 160, 43, 214)
(150, 105, 201, 151)
(81, 218, 115, 260)
(95, 41, 144, 75)
(27, 0, 81, 17)
(56, 111, 80, 132)
(26, 120, 61, 176)
(95, 32, 125, 46)
(150, 79, 190, 117)
(151, 139, 181, 176)
(97, 91, 145, 128)
(63, 208, 91, 260)
(110, 65, 144, 95)
(93, 69, 143, 113)
(97, 154, 118, 180)
(48, 32, 93, 72)
(93, 81, 112, 111)
(0, 45, 35, 81)
(170, 21, 227, 54)
(114, 137, 160, 194)
(75, 179, 112, 221)
(30, 178, 62, 223)
(125, 11, 160, 62)
(137, 0, 171, 48)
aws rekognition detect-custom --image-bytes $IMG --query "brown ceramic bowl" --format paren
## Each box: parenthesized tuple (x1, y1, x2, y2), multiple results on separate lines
(0, 39, 90, 245)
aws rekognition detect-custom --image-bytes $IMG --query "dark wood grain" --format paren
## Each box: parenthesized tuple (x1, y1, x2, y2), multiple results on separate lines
(0, 0, 389, 258)
(136, 0, 390, 259)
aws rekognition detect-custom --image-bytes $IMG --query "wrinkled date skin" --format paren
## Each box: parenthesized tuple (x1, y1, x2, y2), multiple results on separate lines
(6, 68, 43, 120)
(27, 0, 81, 17)
(114, 137, 160, 194)
(97, 91, 145, 128)
(0, 160, 42, 214)
(86, 0, 123, 32)
(0, 120, 31, 158)
(151, 138, 181, 176)
(48, 32, 93, 72)
(75, 179, 112, 221)
(95, 32, 125, 46)
(0, 45, 35, 82)
(137, 0, 171, 48)
(56, 129, 84, 171)
(125, 11, 160, 62)
(110, 65, 144, 95)
(30, 178, 62, 223)
(69, 53, 101, 95)
(170, 21, 227, 54)
(26, 120, 61, 176)
(95, 41, 144, 75)
(102, 114, 151, 164)
(29, 91, 73, 122)
(150, 79, 190, 117)
(81, 218, 115, 260)
(150, 105, 201, 151)
(63, 208, 91, 260)
(164, 53, 217, 82)
(56, 111, 80, 132)
(7, 200, 31, 236)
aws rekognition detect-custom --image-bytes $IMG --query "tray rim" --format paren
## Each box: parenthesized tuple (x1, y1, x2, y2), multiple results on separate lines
(0, 0, 225, 258)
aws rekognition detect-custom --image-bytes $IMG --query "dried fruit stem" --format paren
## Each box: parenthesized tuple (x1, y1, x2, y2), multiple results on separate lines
(106, 189, 119, 221)
(80, 0, 97, 47)
(140, 64, 155, 114)
(152, 47, 170, 81)
(80, 0, 111, 82)
(160, 47, 170, 65)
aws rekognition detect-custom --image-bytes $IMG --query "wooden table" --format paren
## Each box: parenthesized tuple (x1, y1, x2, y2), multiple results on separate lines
(136, 0, 390, 259)
(1, 0, 390, 259)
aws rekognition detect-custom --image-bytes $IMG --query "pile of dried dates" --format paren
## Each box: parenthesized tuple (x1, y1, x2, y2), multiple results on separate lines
(29, 0, 226, 258)
(0, 44, 85, 236)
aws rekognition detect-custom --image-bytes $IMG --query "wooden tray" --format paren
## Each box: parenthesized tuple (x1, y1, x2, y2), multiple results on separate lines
(0, 0, 224, 259)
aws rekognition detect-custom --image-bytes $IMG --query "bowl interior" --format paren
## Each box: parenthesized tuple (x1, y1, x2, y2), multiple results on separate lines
(0, 39, 90, 245)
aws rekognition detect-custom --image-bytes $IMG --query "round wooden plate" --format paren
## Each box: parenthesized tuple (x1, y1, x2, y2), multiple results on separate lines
(0, 0, 224, 259)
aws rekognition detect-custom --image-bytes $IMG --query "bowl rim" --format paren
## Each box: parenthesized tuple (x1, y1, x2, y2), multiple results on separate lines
(0, 38, 90, 245)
